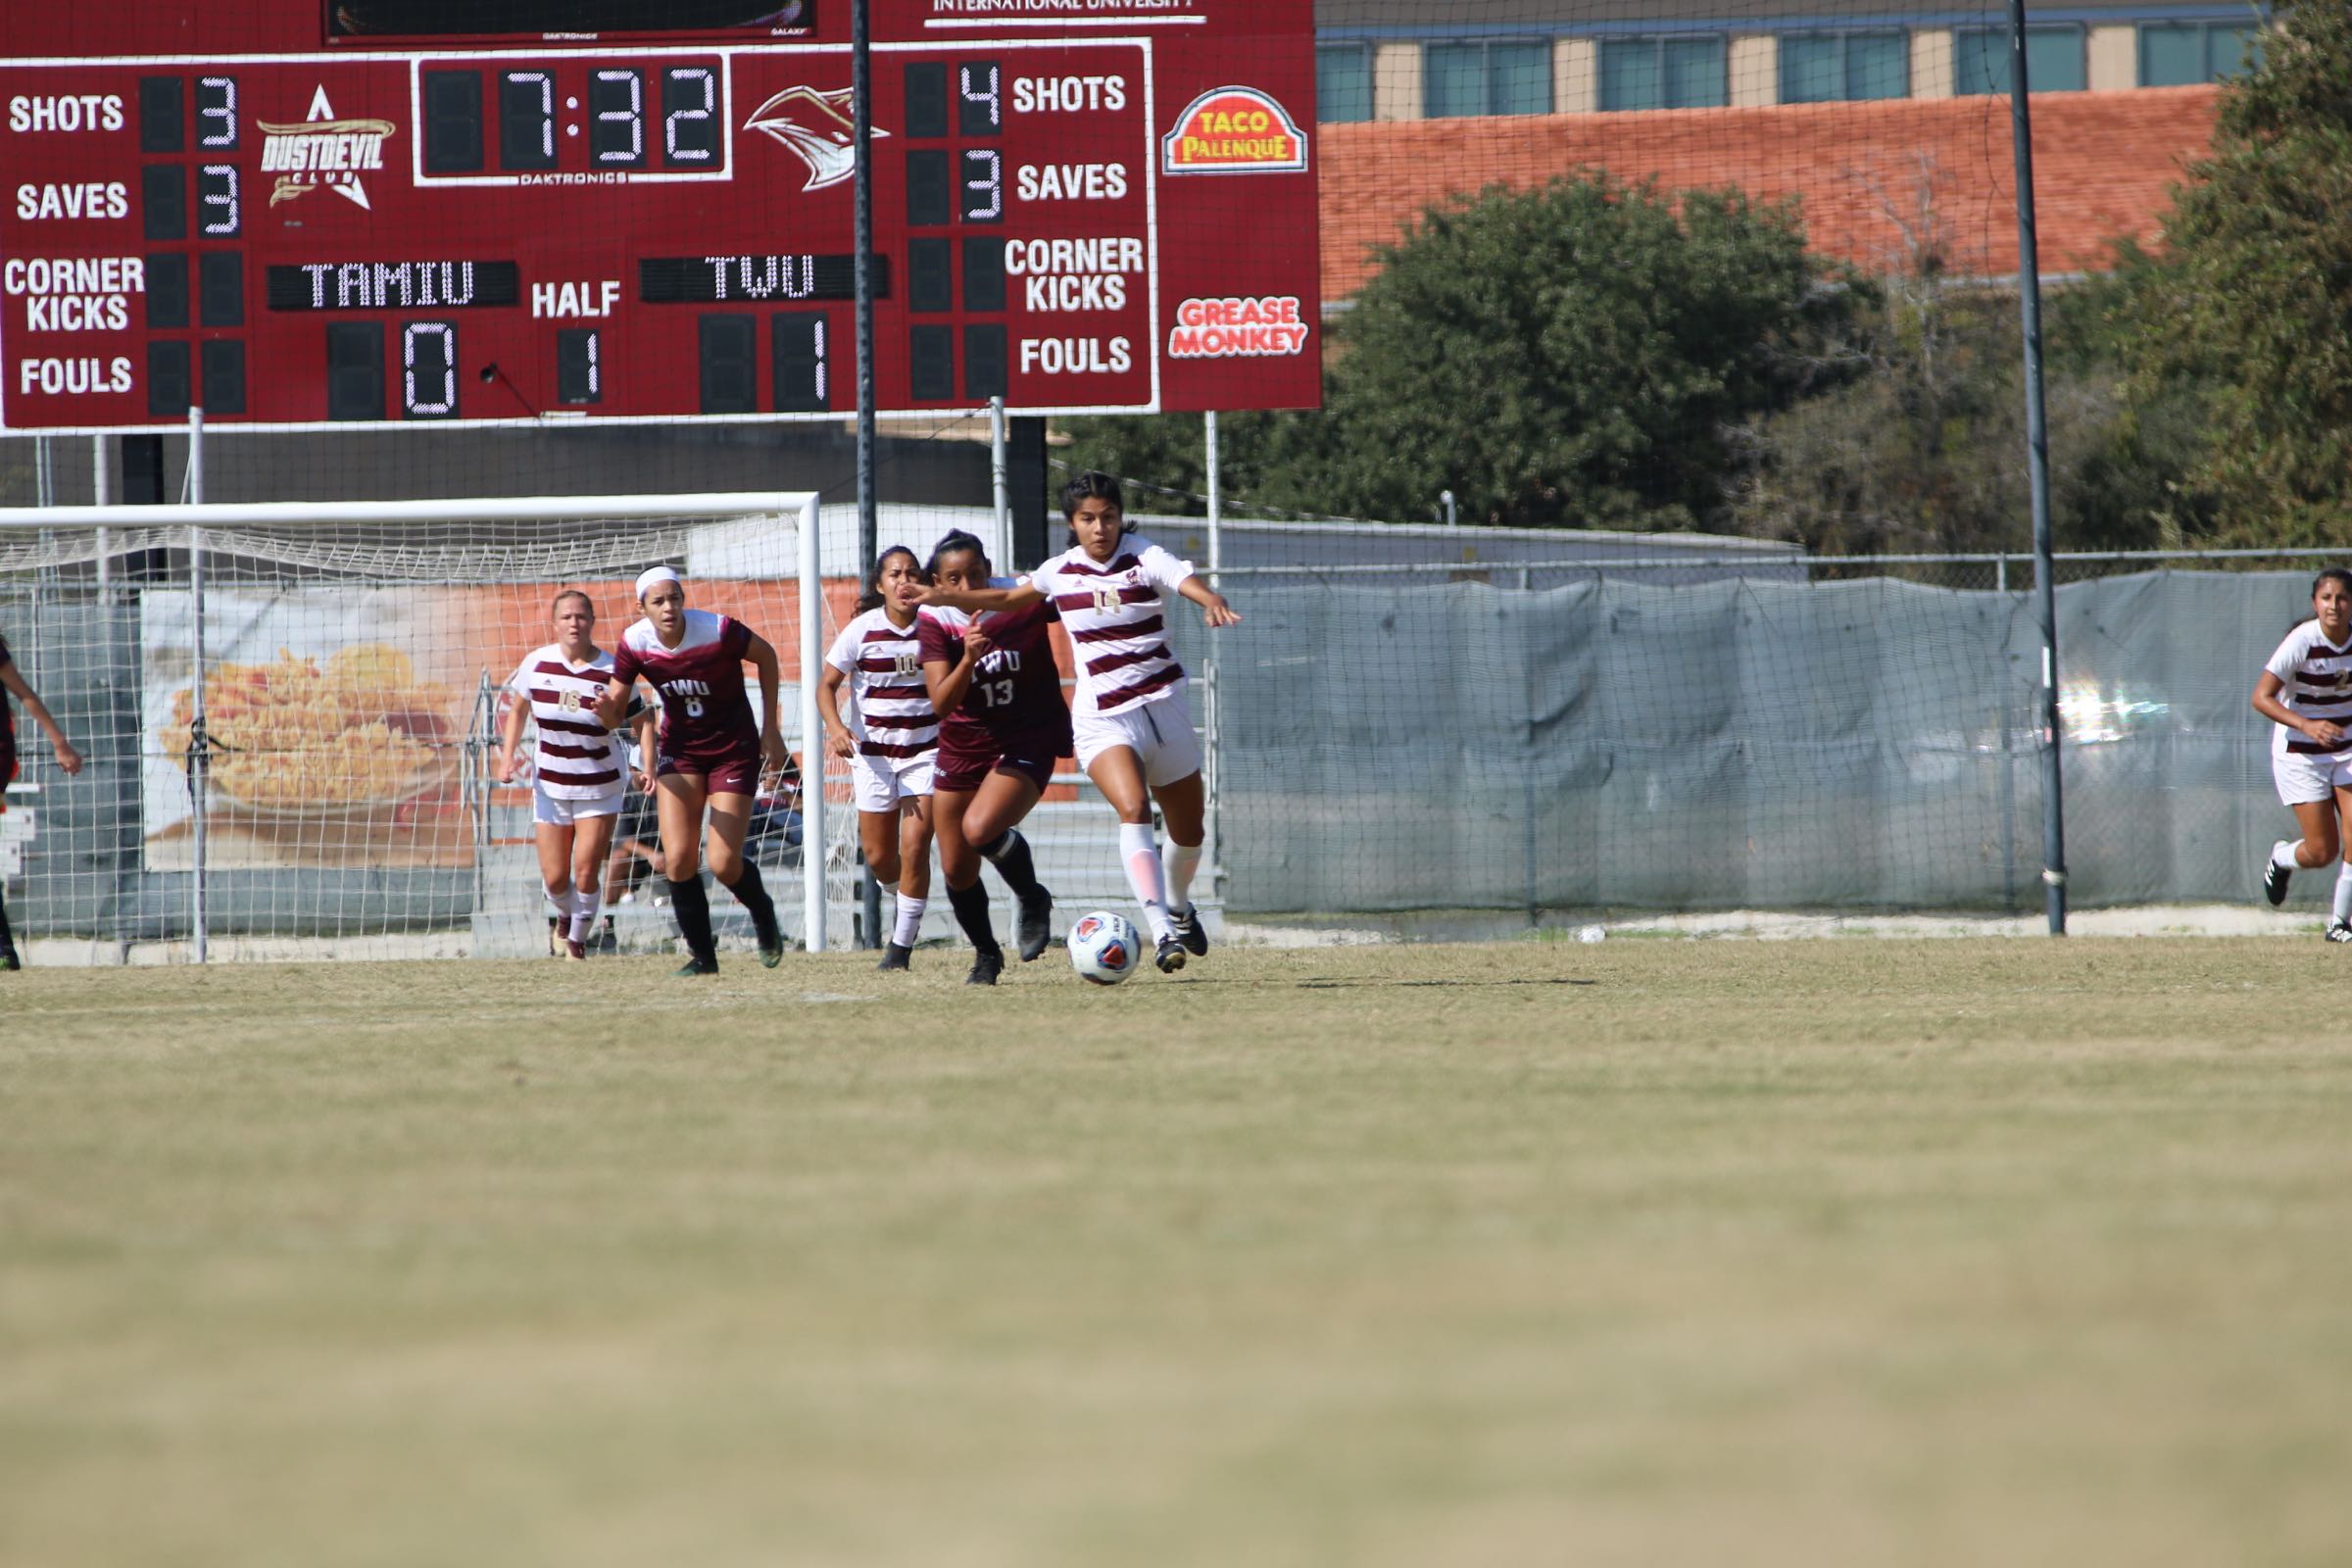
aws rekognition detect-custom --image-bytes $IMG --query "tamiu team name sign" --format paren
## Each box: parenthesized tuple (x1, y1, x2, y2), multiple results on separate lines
(0, 0, 1322, 430)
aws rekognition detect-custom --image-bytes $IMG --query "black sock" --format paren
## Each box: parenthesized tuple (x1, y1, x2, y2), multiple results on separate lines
(976, 829, 1041, 897)
(946, 879, 1001, 956)
(668, 875, 715, 964)
(721, 858, 779, 943)
(0, 885, 14, 955)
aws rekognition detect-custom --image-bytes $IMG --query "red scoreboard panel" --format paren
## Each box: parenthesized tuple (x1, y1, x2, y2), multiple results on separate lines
(0, 0, 1319, 431)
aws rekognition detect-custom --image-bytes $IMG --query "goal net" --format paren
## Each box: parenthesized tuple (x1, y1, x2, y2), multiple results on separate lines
(0, 490, 862, 962)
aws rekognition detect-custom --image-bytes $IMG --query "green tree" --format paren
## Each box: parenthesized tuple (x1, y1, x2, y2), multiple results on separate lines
(2120, 0, 2352, 545)
(1060, 172, 1858, 529)
(1306, 173, 1855, 529)
(1728, 251, 2189, 557)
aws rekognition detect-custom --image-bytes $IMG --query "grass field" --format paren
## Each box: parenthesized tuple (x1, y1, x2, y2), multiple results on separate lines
(4, 938, 2350, 1567)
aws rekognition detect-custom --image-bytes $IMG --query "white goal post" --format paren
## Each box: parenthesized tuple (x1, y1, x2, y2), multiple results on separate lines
(0, 487, 833, 961)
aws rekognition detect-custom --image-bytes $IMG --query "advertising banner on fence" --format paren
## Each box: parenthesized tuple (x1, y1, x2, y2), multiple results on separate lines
(138, 576, 861, 873)
(140, 589, 478, 871)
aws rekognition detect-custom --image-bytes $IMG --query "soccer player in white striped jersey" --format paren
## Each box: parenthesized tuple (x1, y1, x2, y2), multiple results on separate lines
(915, 471, 1240, 975)
(2253, 567, 2352, 940)
(494, 590, 653, 960)
(819, 546, 940, 971)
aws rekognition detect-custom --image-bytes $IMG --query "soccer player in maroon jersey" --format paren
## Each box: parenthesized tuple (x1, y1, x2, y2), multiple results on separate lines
(0, 627, 84, 971)
(597, 566, 790, 976)
(915, 530, 1065, 985)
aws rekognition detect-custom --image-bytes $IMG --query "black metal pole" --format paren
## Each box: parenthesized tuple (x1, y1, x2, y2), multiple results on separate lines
(852, 0, 882, 946)
(2007, 0, 2066, 935)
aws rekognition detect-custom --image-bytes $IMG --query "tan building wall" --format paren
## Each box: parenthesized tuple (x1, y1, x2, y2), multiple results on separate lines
(1555, 36, 1597, 115)
(1373, 40, 1422, 122)
(1910, 28, 1956, 100)
(1729, 34, 1778, 107)
(2086, 24, 2137, 91)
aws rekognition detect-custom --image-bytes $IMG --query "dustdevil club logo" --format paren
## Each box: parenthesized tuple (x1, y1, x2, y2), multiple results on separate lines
(744, 85, 886, 192)
(259, 87, 396, 210)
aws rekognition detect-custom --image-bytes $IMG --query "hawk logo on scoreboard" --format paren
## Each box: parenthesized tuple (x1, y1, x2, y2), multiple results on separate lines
(1160, 86, 1307, 176)
(744, 86, 887, 193)
(258, 86, 396, 212)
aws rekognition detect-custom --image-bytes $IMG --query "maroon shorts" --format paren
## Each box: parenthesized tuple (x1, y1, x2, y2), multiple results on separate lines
(659, 750, 760, 798)
(933, 729, 1064, 795)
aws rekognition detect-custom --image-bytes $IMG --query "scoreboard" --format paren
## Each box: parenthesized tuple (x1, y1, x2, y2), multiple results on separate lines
(0, 0, 1320, 431)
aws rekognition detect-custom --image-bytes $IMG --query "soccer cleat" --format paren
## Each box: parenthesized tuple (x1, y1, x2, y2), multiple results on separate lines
(965, 949, 1004, 986)
(1154, 934, 1187, 974)
(0, 944, 18, 973)
(547, 914, 564, 957)
(756, 925, 785, 969)
(564, 938, 588, 961)
(2328, 921, 2352, 945)
(1016, 885, 1054, 962)
(2263, 850, 2293, 907)
(877, 942, 912, 972)
(1171, 904, 1209, 957)
(674, 956, 720, 977)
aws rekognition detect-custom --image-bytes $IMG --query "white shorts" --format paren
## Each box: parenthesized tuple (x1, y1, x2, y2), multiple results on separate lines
(534, 780, 625, 826)
(1074, 683, 1202, 787)
(852, 749, 936, 813)
(2273, 748, 2352, 807)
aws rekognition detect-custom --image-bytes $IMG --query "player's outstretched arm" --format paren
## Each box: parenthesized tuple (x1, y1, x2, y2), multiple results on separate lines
(916, 580, 1041, 614)
(1175, 575, 1241, 628)
(0, 657, 82, 774)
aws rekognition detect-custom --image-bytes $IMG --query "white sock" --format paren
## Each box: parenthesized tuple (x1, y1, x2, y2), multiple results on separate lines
(2276, 839, 2303, 871)
(893, 893, 926, 948)
(569, 887, 600, 943)
(544, 885, 572, 926)
(2332, 863, 2352, 926)
(1118, 821, 1171, 940)
(1162, 840, 1202, 912)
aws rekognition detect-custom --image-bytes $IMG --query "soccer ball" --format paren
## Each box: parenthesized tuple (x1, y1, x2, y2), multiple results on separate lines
(1067, 910, 1141, 986)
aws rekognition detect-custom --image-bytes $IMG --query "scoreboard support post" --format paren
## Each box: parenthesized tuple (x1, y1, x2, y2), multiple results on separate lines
(1007, 418, 1050, 571)
(124, 439, 165, 507)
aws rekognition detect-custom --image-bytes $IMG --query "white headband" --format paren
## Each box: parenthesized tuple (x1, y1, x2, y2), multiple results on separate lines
(635, 565, 682, 601)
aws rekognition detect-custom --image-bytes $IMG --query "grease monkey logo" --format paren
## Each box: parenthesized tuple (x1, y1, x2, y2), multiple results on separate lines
(743, 85, 888, 192)
(259, 86, 396, 211)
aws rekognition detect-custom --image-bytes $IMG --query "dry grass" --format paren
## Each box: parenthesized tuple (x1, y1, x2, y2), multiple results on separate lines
(3, 939, 2349, 1567)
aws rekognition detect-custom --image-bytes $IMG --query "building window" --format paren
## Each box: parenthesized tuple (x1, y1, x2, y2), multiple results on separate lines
(1599, 36, 1728, 112)
(2140, 21, 2264, 86)
(1954, 25, 2087, 95)
(1781, 31, 1908, 103)
(1317, 42, 1375, 122)
(1425, 38, 1552, 118)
